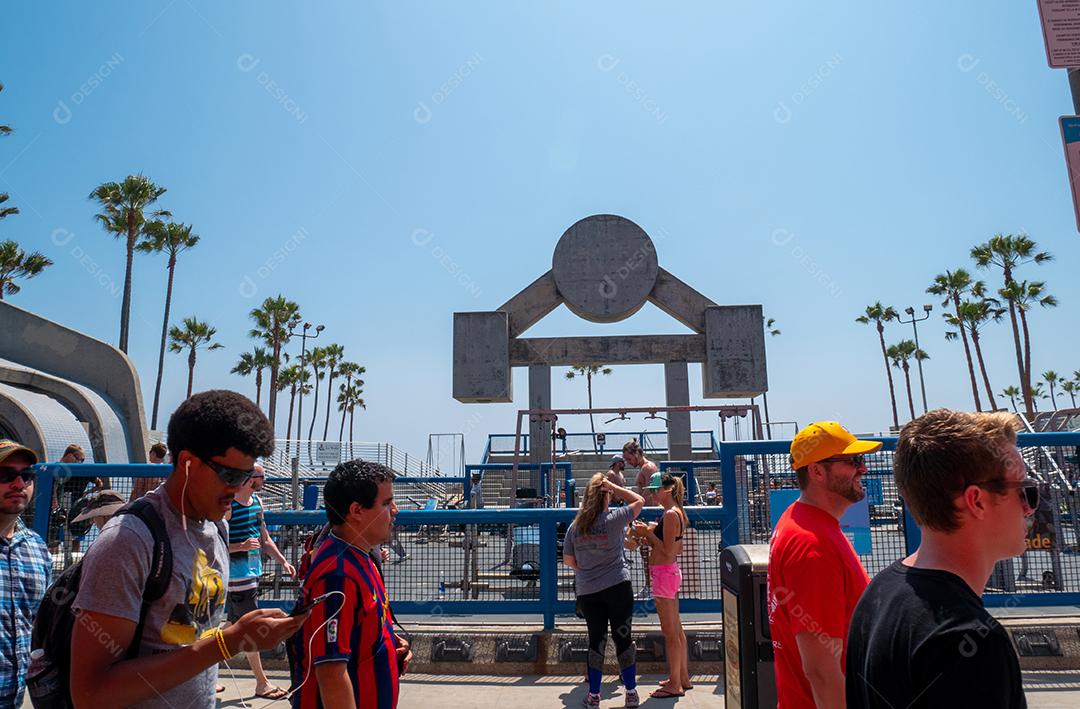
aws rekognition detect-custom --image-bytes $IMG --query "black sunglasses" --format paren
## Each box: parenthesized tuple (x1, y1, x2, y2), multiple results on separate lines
(981, 479, 1039, 510)
(197, 456, 254, 486)
(819, 454, 866, 468)
(0, 467, 37, 485)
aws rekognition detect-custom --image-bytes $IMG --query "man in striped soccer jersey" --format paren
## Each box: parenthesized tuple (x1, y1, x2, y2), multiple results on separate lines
(291, 459, 411, 709)
(226, 463, 296, 700)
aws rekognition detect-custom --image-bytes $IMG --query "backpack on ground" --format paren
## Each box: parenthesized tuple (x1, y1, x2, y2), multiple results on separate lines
(29, 498, 173, 708)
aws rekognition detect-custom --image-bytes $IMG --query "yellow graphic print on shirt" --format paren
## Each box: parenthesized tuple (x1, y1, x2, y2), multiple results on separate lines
(161, 548, 226, 645)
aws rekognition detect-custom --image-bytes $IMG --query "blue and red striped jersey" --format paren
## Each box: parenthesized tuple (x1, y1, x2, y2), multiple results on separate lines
(290, 532, 399, 709)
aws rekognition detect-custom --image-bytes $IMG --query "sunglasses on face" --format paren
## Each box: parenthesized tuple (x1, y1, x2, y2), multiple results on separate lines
(0, 467, 36, 485)
(819, 454, 866, 468)
(981, 479, 1039, 510)
(197, 456, 254, 486)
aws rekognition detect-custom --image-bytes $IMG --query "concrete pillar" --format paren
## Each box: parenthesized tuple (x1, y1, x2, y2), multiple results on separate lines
(665, 361, 692, 461)
(528, 364, 552, 492)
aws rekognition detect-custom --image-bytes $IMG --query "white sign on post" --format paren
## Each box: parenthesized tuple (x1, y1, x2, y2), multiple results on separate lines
(315, 441, 342, 464)
(1037, 0, 1080, 68)
(1060, 116, 1080, 231)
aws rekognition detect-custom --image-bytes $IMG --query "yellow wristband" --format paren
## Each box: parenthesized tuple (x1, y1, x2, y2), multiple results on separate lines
(215, 629, 233, 660)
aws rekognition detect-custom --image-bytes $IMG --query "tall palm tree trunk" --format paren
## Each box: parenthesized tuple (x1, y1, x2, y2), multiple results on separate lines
(902, 363, 916, 421)
(149, 257, 176, 429)
(339, 406, 347, 442)
(952, 294, 982, 411)
(322, 373, 336, 439)
(878, 324, 899, 428)
(255, 369, 263, 408)
(1020, 308, 1034, 410)
(268, 346, 280, 428)
(970, 331, 998, 410)
(186, 349, 196, 399)
(308, 375, 321, 441)
(119, 217, 137, 353)
(286, 386, 296, 455)
(1069, 391, 1077, 408)
(349, 407, 355, 443)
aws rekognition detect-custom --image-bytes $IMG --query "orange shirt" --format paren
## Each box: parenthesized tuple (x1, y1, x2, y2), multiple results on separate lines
(767, 501, 869, 709)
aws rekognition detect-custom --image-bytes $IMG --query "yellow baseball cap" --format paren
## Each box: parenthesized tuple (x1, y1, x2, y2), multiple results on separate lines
(790, 421, 881, 470)
(0, 440, 38, 466)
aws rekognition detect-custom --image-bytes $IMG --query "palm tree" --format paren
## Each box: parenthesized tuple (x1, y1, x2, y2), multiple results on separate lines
(337, 383, 366, 444)
(0, 240, 52, 300)
(1061, 380, 1078, 409)
(0, 193, 18, 221)
(89, 175, 170, 353)
(321, 343, 345, 440)
(856, 303, 901, 429)
(248, 295, 301, 428)
(887, 340, 929, 422)
(1031, 382, 1047, 412)
(335, 361, 365, 446)
(306, 346, 329, 441)
(971, 234, 1053, 418)
(1001, 385, 1022, 413)
(928, 269, 983, 411)
(277, 363, 311, 451)
(168, 316, 223, 399)
(136, 220, 199, 429)
(565, 364, 613, 445)
(0, 82, 12, 137)
(953, 294, 1005, 411)
(1043, 371, 1061, 411)
(231, 347, 273, 408)
(1000, 280, 1058, 413)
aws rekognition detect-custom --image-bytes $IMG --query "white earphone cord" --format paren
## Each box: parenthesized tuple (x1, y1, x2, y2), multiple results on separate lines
(222, 590, 347, 708)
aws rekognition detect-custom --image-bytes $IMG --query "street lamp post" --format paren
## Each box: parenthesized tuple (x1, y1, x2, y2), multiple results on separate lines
(898, 305, 932, 414)
(292, 322, 324, 455)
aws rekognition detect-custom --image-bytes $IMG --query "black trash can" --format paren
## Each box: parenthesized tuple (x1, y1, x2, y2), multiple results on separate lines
(719, 544, 776, 709)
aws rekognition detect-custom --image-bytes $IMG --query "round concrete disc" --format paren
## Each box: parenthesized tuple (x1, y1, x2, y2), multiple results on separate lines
(551, 215, 659, 323)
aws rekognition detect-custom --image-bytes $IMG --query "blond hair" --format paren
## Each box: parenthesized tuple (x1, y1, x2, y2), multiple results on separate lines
(572, 473, 609, 536)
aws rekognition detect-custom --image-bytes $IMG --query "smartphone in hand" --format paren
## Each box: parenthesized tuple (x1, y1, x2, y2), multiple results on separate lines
(290, 592, 334, 617)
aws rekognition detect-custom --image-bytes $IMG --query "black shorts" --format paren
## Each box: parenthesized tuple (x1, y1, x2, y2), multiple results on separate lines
(227, 587, 259, 623)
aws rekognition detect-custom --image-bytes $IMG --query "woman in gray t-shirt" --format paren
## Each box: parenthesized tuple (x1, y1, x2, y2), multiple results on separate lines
(563, 473, 644, 707)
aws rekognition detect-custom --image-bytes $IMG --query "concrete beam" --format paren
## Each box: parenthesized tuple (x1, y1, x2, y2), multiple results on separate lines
(509, 335, 705, 367)
(453, 312, 512, 403)
(528, 364, 552, 475)
(703, 305, 768, 398)
(0, 392, 46, 461)
(497, 271, 563, 338)
(664, 362, 692, 461)
(647, 268, 718, 334)
(0, 366, 108, 463)
(0, 300, 148, 462)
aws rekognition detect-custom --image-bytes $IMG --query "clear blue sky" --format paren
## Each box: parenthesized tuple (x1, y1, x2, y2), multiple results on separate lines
(2, 1, 1078, 463)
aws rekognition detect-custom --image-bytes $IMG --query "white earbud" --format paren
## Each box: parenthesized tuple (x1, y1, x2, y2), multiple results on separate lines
(181, 459, 191, 531)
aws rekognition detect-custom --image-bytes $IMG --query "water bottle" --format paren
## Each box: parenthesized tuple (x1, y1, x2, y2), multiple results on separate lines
(26, 649, 64, 708)
(438, 571, 446, 598)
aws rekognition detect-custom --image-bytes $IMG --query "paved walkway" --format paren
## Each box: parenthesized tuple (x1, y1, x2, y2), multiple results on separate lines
(202, 668, 1080, 708)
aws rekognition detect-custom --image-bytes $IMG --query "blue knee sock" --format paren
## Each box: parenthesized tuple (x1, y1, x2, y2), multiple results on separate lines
(620, 664, 637, 691)
(587, 649, 604, 694)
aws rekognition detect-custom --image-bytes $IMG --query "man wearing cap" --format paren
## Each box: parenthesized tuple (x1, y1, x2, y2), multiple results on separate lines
(606, 454, 627, 488)
(0, 440, 51, 707)
(767, 421, 881, 709)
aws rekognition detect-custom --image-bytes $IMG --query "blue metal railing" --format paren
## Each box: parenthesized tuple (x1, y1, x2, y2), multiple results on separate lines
(485, 430, 717, 457)
(261, 506, 730, 629)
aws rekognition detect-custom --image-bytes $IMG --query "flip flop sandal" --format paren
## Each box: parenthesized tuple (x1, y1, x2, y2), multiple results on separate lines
(650, 688, 685, 699)
(255, 686, 289, 700)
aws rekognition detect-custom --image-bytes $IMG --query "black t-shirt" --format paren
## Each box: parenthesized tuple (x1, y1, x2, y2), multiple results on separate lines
(846, 560, 1026, 708)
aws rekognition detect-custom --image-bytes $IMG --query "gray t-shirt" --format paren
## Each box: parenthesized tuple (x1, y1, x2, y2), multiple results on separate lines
(74, 487, 229, 708)
(564, 505, 635, 596)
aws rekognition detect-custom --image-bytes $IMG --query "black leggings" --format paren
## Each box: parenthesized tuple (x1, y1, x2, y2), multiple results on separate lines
(578, 580, 636, 672)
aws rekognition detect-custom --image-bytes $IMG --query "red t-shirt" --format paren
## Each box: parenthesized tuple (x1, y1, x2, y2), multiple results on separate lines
(767, 501, 869, 709)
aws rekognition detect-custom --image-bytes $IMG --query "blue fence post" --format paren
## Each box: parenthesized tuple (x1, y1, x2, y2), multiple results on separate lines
(687, 465, 698, 505)
(463, 472, 472, 505)
(719, 443, 739, 548)
(31, 465, 53, 540)
(539, 516, 557, 630)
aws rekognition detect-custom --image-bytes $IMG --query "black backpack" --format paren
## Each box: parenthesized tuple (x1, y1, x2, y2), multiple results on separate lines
(30, 498, 173, 707)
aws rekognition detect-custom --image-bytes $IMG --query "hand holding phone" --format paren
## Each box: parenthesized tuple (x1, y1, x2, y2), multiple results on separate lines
(290, 592, 334, 616)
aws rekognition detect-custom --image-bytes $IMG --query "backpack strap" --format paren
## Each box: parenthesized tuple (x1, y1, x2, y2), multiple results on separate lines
(118, 498, 173, 659)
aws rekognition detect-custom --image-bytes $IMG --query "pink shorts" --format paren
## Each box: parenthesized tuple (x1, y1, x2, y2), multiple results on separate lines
(650, 563, 682, 599)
